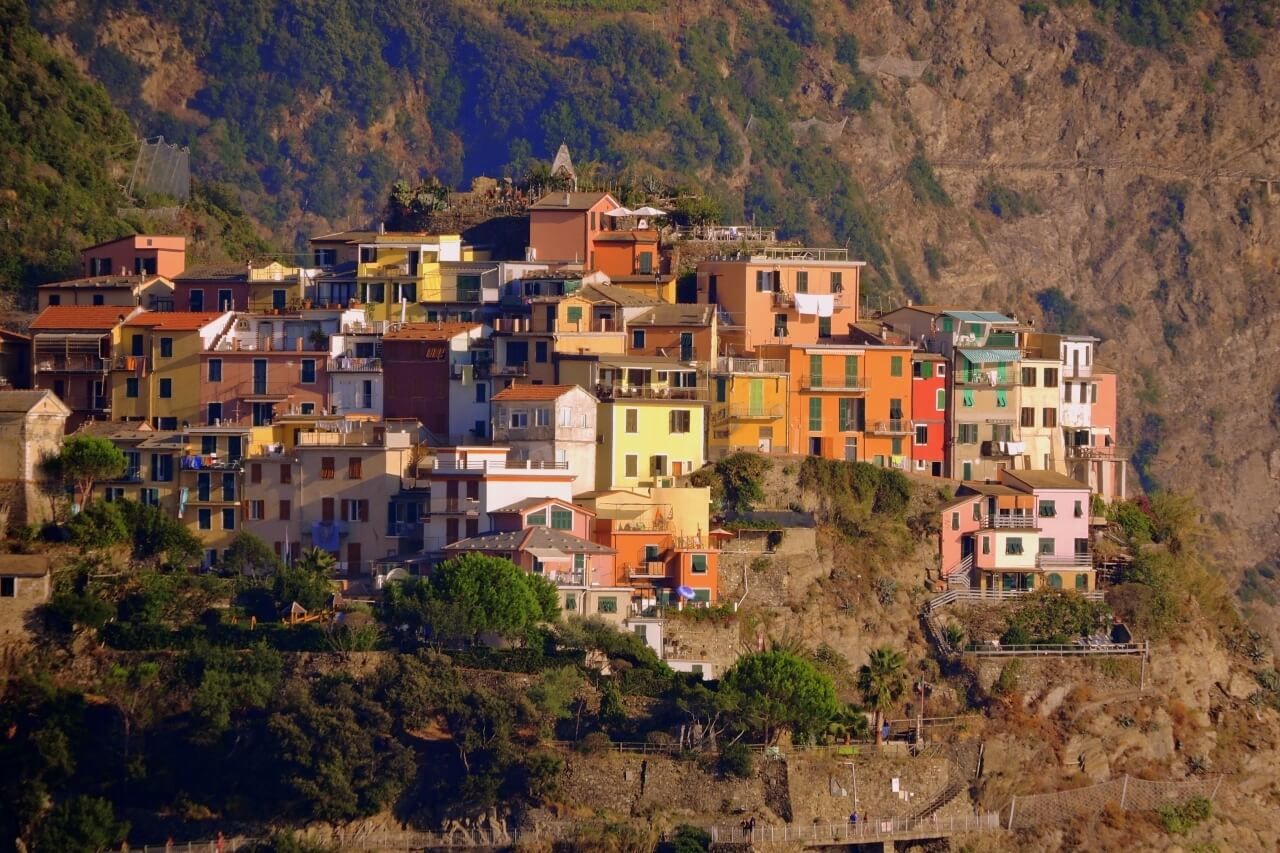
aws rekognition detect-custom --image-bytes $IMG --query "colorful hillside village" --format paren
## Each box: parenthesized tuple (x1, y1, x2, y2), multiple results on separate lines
(0, 168, 1130, 669)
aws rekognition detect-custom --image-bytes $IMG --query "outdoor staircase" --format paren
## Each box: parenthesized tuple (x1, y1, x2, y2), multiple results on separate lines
(911, 742, 983, 821)
(942, 554, 974, 590)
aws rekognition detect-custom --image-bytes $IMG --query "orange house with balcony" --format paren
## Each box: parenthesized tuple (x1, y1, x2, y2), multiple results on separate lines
(695, 248, 863, 354)
(768, 341, 914, 467)
(528, 191, 620, 267)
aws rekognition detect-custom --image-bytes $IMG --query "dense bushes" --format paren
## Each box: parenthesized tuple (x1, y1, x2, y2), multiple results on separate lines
(691, 452, 770, 513)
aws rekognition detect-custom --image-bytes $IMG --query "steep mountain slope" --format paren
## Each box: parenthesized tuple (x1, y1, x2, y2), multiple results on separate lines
(23, 0, 1280, 631)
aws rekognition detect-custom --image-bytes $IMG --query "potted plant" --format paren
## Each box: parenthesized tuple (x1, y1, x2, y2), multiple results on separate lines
(308, 329, 329, 352)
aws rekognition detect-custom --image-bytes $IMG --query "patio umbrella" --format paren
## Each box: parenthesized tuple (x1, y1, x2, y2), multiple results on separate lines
(604, 206, 635, 217)
(632, 205, 667, 216)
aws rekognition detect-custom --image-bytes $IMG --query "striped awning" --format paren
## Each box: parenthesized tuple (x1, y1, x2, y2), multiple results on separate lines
(959, 349, 1020, 364)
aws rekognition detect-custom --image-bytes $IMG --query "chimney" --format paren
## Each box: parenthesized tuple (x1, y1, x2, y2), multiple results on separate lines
(378, 221, 386, 235)
(906, 298, 913, 307)
(563, 193, 570, 207)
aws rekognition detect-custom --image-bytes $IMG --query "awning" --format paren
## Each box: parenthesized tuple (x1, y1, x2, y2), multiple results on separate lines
(525, 548, 570, 561)
(960, 349, 1020, 364)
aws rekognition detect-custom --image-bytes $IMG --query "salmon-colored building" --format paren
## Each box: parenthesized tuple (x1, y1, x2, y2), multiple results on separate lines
(694, 248, 863, 354)
(624, 304, 718, 362)
(593, 229, 663, 278)
(81, 235, 186, 279)
(528, 192, 620, 267)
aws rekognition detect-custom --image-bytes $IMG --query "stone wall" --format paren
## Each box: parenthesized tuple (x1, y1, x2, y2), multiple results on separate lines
(0, 572, 50, 641)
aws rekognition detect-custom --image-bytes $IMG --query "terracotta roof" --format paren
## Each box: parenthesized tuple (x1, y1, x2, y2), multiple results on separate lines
(491, 384, 580, 402)
(577, 282, 659, 307)
(383, 322, 480, 341)
(39, 275, 168, 290)
(173, 264, 249, 282)
(631, 304, 714, 326)
(444, 526, 615, 555)
(593, 230, 659, 244)
(80, 234, 184, 252)
(0, 553, 52, 577)
(530, 191, 616, 211)
(1000, 470, 1090, 491)
(491, 496, 594, 516)
(124, 311, 227, 331)
(29, 306, 137, 330)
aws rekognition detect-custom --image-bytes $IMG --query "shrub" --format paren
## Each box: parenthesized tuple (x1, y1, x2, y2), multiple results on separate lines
(719, 742, 754, 778)
(666, 824, 712, 853)
(979, 179, 1042, 219)
(578, 731, 612, 753)
(1157, 796, 1212, 834)
(904, 154, 951, 207)
(993, 660, 1023, 694)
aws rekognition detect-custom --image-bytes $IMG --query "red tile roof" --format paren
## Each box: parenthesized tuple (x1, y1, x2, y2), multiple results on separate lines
(29, 306, 137, 330)
(383, 322, 480, 341)
(491, 384, 579, 401)
(124, 311, 226, 331)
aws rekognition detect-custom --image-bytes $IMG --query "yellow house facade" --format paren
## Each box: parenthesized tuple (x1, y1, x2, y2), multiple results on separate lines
(111, 312, 231, 429)
(353, 234, 467, 324)
(1018, 357, 1065, 473)
(709, 357, 790, 458)
(596, 399, 708, 490)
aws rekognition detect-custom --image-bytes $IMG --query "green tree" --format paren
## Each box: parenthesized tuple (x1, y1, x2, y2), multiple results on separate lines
(184, 643, 283, 741)
(385, 178, 449, 230)
(223, 532, 286, 577)
(266, 680, 413, 821)
(66, 499, 128, 550)
(52, 435, 126, 507)
(117, 501, 202, 568)
(272, 557, 336, 613)
(857, 646, 906, 745)
(526, 665, 582, 735)
(384, 553, 558, 643)
(99, 661, 164, 778)
(31, 795, 128, 853)
(721, 649, 838, 744)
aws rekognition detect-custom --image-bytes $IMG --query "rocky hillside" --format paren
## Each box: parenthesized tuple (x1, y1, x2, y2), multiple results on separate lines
(21, 0, 1280, 630)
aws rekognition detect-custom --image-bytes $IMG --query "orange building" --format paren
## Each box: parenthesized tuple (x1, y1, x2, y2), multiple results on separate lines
(527, 192, 620, 267)
(769, 341, 915, 467)
(625, 305, 718, 362)
(694, 247, 863, 354)
(81, 235, 186, 279)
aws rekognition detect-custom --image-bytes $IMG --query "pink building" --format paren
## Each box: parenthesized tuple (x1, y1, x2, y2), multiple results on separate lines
(527, 191, 619, 268)
(938, 469, 1094, 593)
(81, 235, 186, 279)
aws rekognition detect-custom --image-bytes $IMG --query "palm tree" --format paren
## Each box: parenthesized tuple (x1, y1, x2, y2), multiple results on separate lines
(857, 646, 907, 745)
(296, 546, 336, 576)
(826, 703, 869, 745)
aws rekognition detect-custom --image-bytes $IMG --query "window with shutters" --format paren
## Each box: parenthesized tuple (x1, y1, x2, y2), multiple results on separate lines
(624, 455, 638, 478)
(957, 423, 979, 444)
(1038, 500, 1056, 518)
(598, 597, 618, 614)
(1039, 538, 1055, 555)
(322, 498, 335, 521)
(1020, 407, 1036, 428)
(1042, 408, 1057, 427)
(527, 510, 546, 526)
(1043, 368, 1059, 387)
(1021, 367, 1036, 386)
(1005, 537, 1024, 555)
(844, 356, 859, 387)
(890, 356, 903, 377)
(838, 398, 862, 432)
(935, 389, 946, 411)
(773, 314, 787, 337)
(651, 455, 667, 476)
(251, 463, 262, 484)
(818, 316, 831, 338)
(625, 409, 638, 433)
(279, 500, 291, 521)
(348, 457, 362, 479)
(567, 306, 583, 323)
(830, 270, 843, 292)
(962, 390, 974, 407)
(550, 509, 573, 530)
(343, 500, 368, 522)
(320, 457, 335, 479)
(631, 329, 646, 349)
(995, 390, 1008, 408)
(808, 397, 822, 431)
(669, 410, 691, 433)
(691, 553, 708, 574)
(795, 270, 808, 293)
(222, 508, 236, 530)
(280, 464, 292, 484)
(1064, 383, 1073, 403)
(951, 512, 959, 531)
(249, 500, 265, 520)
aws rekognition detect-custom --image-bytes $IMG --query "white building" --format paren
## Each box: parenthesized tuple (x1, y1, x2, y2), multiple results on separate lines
(490, 384, 598, 495)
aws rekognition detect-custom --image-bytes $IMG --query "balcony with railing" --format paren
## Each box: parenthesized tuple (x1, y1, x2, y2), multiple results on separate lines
(1035, 553, 1094, 570)
(1067, 444, 1126, 459)
(955, 371, 1018, 388)
(451, 358, 492, 380)
(714, 357, 788, 374)
(773, 291, 850, 310)
(111, 468, 143, 483)
(713, 404, 782, 423)
(625, 561, 671, 579)
(596, 384, 709, 402)
(491, 361, 529, 377)
(387, 521, 422, 538)
(871, 419, 913, 435)
(36, 354, 106, 373)
(799, 374, 867, 392)
(430, 458, 570, 473)
(980, 513, 1037, 529)
(980, 440, 1018, 458)
(425, 497, 480, 516)
(110, 355, 151, 372)
(326, 356, 381, 372)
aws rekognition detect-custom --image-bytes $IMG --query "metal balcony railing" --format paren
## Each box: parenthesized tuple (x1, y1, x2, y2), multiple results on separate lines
(1067, 445, 1125, 459)
(36, 355, 106, 373)
(326, 356, 381, 372)
(492, 362, 529, 377)
(799, 374, 867, 392)
(980, 513, 1037, 529)
(955, 372, 1018, 388)
(1036, 553, 1094, 569)
(714, 357, 788, 374)
(713, 404, 782, 423)
(110, 355, 150, 371)
(871, 419, 913, 435)
(596, 384, 709, 401)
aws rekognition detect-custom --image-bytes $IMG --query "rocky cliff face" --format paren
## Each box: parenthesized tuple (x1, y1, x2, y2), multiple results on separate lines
(31, 0, 1280, 632)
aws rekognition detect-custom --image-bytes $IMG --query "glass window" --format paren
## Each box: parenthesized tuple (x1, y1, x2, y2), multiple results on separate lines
(208, 359, 222, 382)
(631, 329, 645, 349)
(915, 424, 928, 445)
(598, 597, 618, 614)
(830, 271, 843, 292)
(1039, 538, 1055, 555)
(982, 536, 990, 555)
(773, 314, 788, 337)
(159, 378, 172, 398)
(818, 316, 831, 338)
(645, 544, 662, 562)
(198, 508, 212, 530)
(126, 378, 139, 398)
(160, 337, 173, 358)
(1074, 500, 1084, 518)
(950, 512, 959, 531)
(795, 270, 808, 293)
(301, 360, 316, 383)
(222, 508, 236, 530)
(1005, 537, 1024, 555)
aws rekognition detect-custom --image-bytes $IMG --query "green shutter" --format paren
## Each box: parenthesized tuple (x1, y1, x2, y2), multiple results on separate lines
(941, 317, 953, 332)
(691, 554, 707, 573)
(844, 355, 858, 386)
(715, 378, 727, 403)
(567, 306, 583, 323)
(748, 380, 764, 416)
(936, 389, 946, 410)
(921, 360, 933, 379)
(891, 356, 903, 377)
(963, 390, 974, 407)
(996, 390, 1007, 408)
(808, 397, 822, 431)
(838, 399, 850, 432)
(810, 354, 823, 388)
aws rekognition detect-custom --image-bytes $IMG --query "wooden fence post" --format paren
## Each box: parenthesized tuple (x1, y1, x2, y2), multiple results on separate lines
(1007, 796, 1017, 830)
(1119, 775, 1129, 809)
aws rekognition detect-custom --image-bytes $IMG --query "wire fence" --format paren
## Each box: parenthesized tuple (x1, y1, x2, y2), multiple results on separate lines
(1005, 774, 1223, 830)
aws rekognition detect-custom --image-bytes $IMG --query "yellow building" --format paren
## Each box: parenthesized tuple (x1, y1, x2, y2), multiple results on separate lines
(1017, 356, 1065, 472)
(178, 423, 275, 564)
(245, 262, 313, 312)
(319, 232, 470, 324)
(709, 356, 790, 458)
(111, 312, 231, 429)
(566, 356, 709, 491)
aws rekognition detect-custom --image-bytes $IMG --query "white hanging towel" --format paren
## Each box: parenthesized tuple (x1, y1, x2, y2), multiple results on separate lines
(816, 294, 835, 317)
(794, 293, 821, 315)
